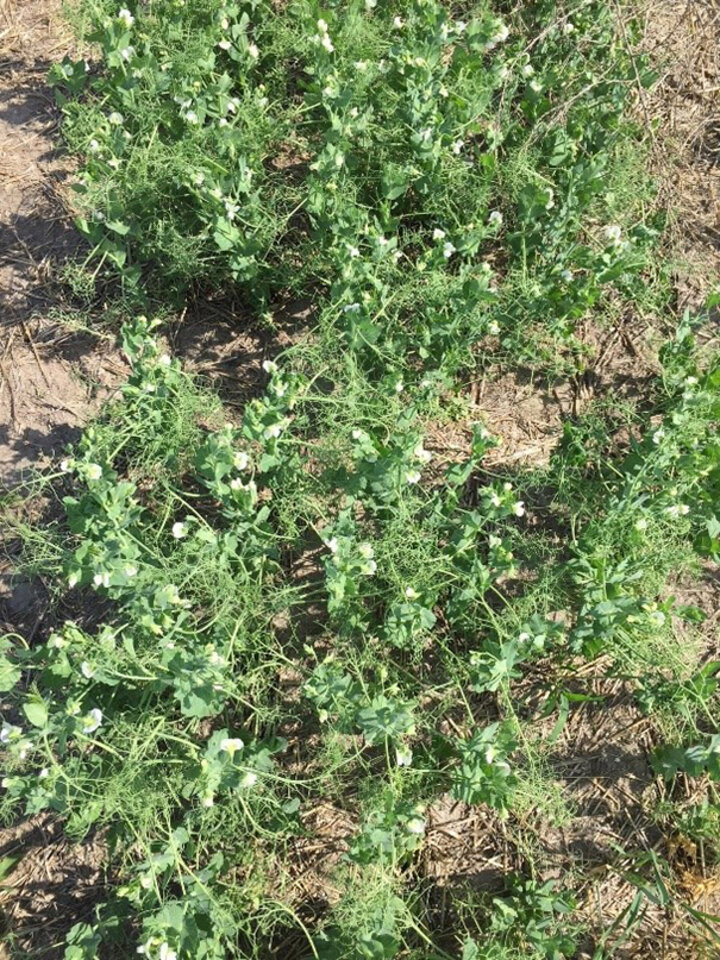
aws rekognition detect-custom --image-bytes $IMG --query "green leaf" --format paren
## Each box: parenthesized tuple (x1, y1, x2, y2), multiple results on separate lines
(23, 699, 48, 728)
(461, 939, 479, 960)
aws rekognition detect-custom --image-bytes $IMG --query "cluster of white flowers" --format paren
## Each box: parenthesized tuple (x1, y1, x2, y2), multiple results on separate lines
(485, 20, 509, 50)
(395, 745, 413, 767)
(357, 541, 377, 575)
(117, 8, 134, 28)
(316, 18, 334, 53)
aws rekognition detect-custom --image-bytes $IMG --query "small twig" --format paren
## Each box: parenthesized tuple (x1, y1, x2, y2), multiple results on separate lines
(20, 319, 50, 389)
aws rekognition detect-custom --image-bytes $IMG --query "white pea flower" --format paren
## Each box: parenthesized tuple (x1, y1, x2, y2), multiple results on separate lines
(361, 559, 377, 576)
(0, 722, 21, 743)
(560, 269, 574, 282)
(404, 587, 419, 600)
(220, 737, 244, 756)
(108, 111, 124, 125)
(88, 139, 100, 153)
(221, 16, 229, 29)
(201, 794, 214, 808)
(321, 33, 334, 52)
(39, 767, 49, 779)
(529, 79, 543, 94)
(488, 320, 500, 335)
(124, 564, 138, 578)
(406, 470, 422, 485)
(186, 110, 199, 124)
(396, 745, 413, 767)
(452, 139, 464, 155)
(634, 517, 648, 531)
(358, 543, 374, 560)
(432, 228, 446, 240)
(262, 359, 278, 374)
(393, 16, 404, 28)
(394, 379, 404, 393)
(248, 43, 259, 59)
(347, 244, 360, 258)
(93, 572, 111, 589)
(81, 661, 94, 679)
(494, 23, 509, 42)
(60, 458, 73, 473)
(241, 770, 258, 788)
(159, 944, 177, 960)
(488, 210, 503, 227)
(117, 8, 134, 28)
(443, 241, 456, 259)
(317, 18, 328, 31)
(405, 816, 426, 835)
(603, 224, 622, 245)
(120, 46, 134, 61)
(490, 492, 502, 508)
(107, 158, 121, 170)
(652, 428, 665, 445)
(685, 375, 699, 386)
(513, 501, 526, 517)
(234, 451, 249, 470)
(325, 537, 339, 554)
(82, 708, 103, 734)
(171, 521, 187, 539)
(562, 21, 575, 34)
(218, 40, 232, 50)
(413, 443, 432, 463)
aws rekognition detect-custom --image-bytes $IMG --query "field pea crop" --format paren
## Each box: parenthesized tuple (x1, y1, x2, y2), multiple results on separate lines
(1, 1, 719, 958)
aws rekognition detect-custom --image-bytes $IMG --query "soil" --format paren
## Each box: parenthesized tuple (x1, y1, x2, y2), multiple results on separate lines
(0, 0, 125, 492)
(0, 0, 718, 958)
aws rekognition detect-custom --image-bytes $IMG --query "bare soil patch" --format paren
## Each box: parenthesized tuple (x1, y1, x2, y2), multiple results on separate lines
(0, 0, 125, 490)
(642, 0, 720, 315)
(0, 814, 107, 960)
